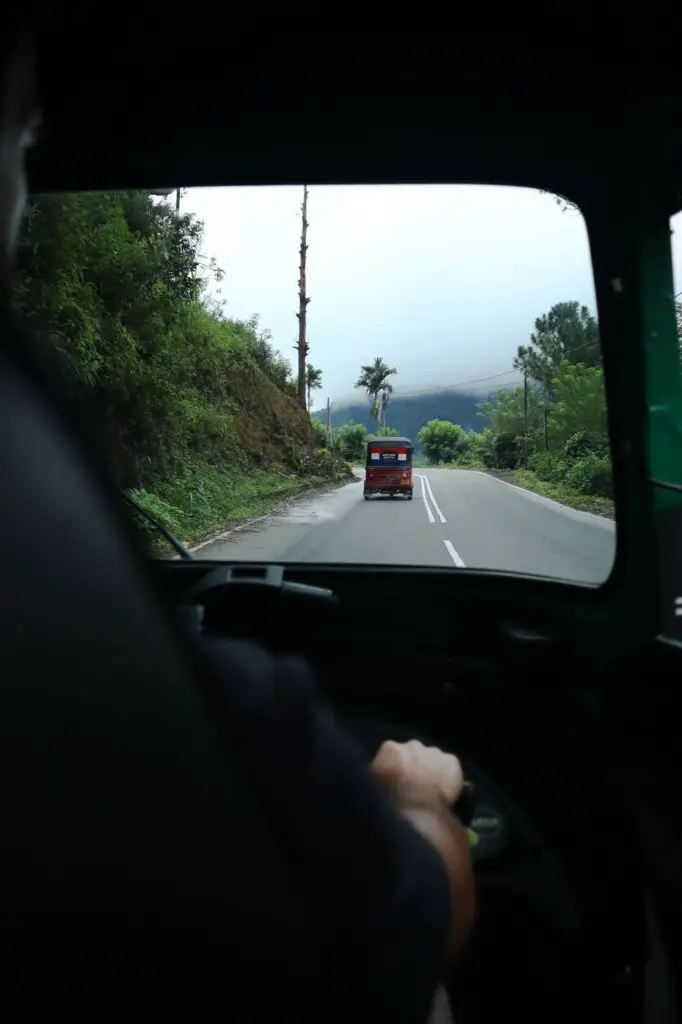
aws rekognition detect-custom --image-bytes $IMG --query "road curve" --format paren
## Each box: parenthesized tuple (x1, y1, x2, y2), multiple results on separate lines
(197, 469, 615, 585)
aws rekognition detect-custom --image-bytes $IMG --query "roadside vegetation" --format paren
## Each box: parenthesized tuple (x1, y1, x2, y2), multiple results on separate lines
(13, 191, 352, 546)
(414, 302, 615, 518)
(19, 190, 676, 537)
(321, 302, 618, 519)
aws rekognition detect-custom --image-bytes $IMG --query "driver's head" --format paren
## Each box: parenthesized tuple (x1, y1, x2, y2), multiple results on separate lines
(0, 15, 40, 288)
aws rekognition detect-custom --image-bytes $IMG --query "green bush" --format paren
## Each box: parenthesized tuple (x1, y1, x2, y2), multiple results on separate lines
(565, 454, 612, 498)
(310, 418, 329, 449)
(529, 452, 567, 484)
(126, 488, 186, 538)
(418, 420, 466, 464)
(469, 429, 497, 468)
(529, 452, 550, 480)
(491, 432, 520, 469)
(298, 448, 353, 481)
(563, 430, 609, 461)
(455, 453, 485, 469)
(336, 421, 369, 462)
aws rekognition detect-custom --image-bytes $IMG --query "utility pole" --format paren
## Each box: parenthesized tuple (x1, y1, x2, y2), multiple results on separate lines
(326, 397, 332, 447)
(523, 372, 528, 467)
(543, 405, 549, 452)
(176, 188, 182, 214)
(295, 185, 310, 410)
(542, 374, 550, 451)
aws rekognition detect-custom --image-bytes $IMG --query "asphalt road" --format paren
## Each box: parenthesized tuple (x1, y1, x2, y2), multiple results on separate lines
(196, 469, 616, 584)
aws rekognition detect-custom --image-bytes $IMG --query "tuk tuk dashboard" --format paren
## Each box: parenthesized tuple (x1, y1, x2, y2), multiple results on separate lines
(158, 559, 645, 1021)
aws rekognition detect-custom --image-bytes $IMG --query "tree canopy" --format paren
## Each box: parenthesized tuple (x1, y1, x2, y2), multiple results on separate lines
(416, 297, 612, 501)
(13, 191, 312, 492)
(306, 363, 323, 411)
(355, 357, 397, 430)
(13, 186, 625, 521)
(514, 301, 601, 386)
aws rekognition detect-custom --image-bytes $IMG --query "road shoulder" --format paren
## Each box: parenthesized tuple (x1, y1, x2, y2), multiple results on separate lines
(462, 468, 615, 527)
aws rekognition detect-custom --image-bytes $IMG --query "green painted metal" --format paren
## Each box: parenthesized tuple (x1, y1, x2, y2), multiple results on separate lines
(641, 217, 682, 503)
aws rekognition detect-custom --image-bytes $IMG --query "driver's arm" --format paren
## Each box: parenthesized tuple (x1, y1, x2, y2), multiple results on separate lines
(203, 637, 474, 1024)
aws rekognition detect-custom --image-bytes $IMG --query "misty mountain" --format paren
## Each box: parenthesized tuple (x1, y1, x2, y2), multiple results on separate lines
(313, 389, 491, 440)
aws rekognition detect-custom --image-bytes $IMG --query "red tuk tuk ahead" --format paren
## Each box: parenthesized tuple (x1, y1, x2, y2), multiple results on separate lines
(363, 437, 414, 500)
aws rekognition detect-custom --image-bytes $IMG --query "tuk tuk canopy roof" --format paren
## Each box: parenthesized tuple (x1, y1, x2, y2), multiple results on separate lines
(367, 437, 413, 449)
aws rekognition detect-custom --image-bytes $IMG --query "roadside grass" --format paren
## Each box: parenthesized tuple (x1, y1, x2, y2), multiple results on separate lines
(497, 468, 614, 519)
(129, 462, 357, 553)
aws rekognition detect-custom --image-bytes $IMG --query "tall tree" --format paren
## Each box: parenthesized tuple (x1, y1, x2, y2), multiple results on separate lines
(417, 420, 466, 464)
(294, 185, 310, 410)
(514, 301, 601, 387)
(378, 387, 392, 429)
(336, 420, 368, 462)
(478, 383, 545, 442)
(549, 361, 607, 448)
(355, 357, 397, 431)
(306, 362, 323, 412)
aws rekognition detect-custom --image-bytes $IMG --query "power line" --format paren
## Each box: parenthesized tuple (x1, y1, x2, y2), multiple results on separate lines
(394, 368, 522, 397)
(317, 337, 603, 411)
(381, 336, 603, 399)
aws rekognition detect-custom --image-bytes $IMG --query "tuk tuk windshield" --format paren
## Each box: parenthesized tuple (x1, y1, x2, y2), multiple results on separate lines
(21, 183, 617, 584)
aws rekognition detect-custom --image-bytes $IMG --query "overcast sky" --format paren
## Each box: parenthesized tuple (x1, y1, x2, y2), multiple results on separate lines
(180, 185, 682, 405)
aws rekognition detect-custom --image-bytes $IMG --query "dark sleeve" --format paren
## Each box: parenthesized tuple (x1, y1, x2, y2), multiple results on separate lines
(203, 638, 451, 1024)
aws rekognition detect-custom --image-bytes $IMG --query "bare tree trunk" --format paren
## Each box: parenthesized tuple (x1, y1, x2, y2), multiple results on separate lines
(295, 185, 310, 410)
(543, 405, 549, 452)
(523, 373, 528, 467)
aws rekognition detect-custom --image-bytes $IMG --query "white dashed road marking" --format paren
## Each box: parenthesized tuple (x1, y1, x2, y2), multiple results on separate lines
(443, 539, 466, 567)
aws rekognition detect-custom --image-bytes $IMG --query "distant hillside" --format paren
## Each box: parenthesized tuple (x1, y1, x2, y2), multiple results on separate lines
(314, 389, 490, 441)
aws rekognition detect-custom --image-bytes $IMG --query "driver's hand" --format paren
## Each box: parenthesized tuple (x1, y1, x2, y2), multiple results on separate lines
(372, 740, 475, 969)
(371, 739, 464, 810)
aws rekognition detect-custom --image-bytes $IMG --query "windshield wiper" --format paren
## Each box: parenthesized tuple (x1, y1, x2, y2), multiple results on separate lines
(121, 491, 193, 560)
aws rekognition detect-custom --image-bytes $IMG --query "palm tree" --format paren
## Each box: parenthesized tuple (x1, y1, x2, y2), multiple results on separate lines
(306, 363, 323, 412)
(355, 357, 397, 431)
(378, 384, 394, 430)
